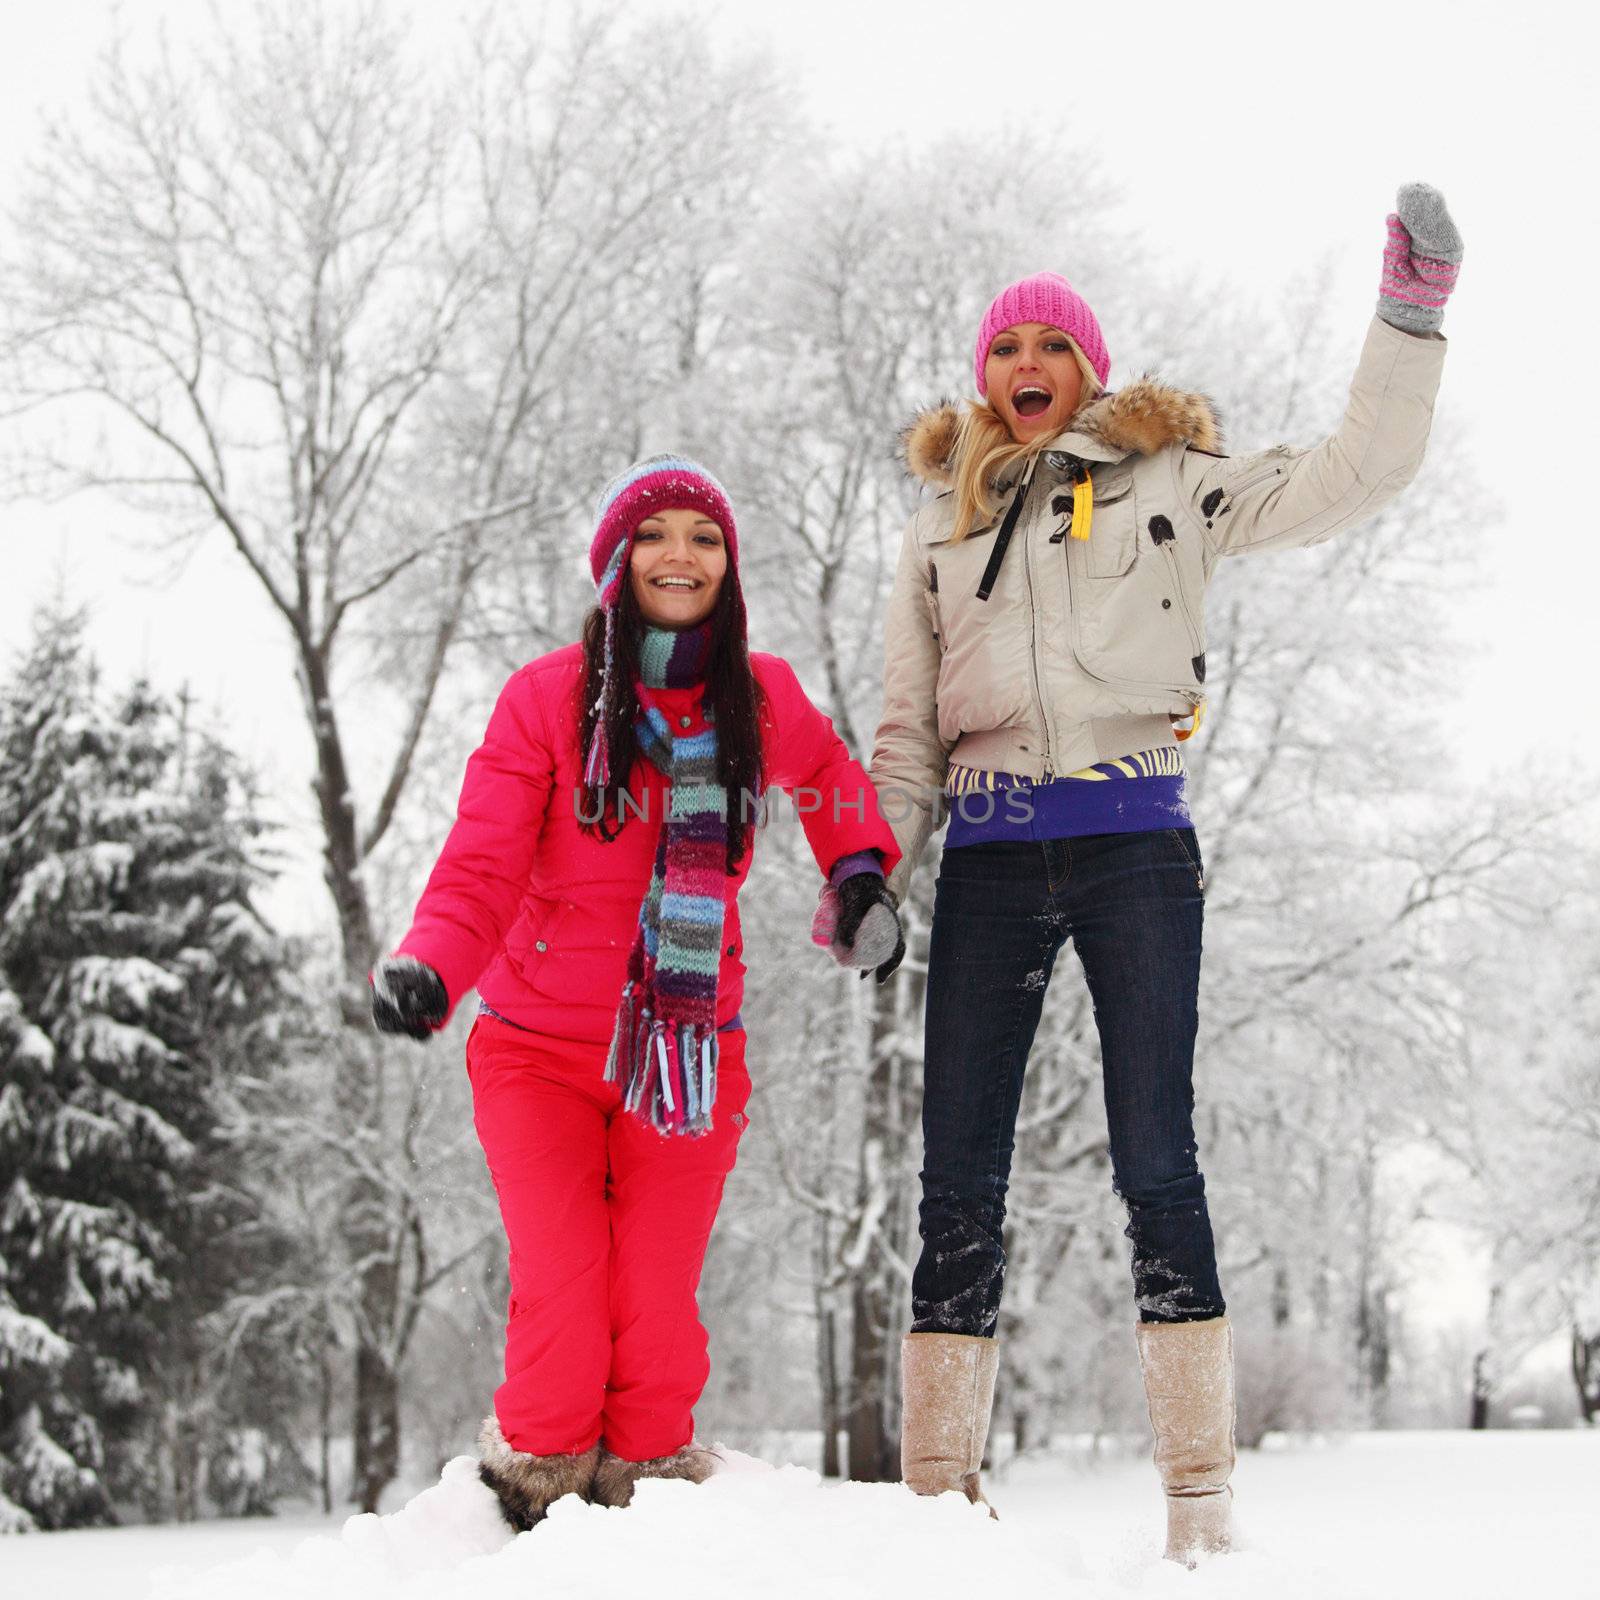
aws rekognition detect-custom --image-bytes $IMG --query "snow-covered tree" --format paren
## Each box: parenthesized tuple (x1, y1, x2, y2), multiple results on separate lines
(1415, 823, 1600, 1428)
(0, 608, 292, 1527)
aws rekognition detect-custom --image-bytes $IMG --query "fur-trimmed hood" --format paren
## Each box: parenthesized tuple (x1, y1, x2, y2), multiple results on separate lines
(901, 379, 1223, 490)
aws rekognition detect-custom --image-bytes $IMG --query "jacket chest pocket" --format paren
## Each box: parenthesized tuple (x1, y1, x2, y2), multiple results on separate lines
(1070, 471, 1139, 580)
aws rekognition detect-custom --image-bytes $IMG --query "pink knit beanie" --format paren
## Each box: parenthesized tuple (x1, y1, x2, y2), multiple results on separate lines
(974, 272, 1110, 396)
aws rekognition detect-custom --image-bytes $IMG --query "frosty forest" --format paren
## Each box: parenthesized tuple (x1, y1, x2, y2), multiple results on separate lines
(1, 0, 1597, 1555)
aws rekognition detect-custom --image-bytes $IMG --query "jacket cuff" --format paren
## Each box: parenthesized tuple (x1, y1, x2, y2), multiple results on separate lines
(828, 849, 884, 886)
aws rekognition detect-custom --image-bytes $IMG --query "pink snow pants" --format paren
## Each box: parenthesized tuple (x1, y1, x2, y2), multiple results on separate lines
(466, 1014, 751, 1462)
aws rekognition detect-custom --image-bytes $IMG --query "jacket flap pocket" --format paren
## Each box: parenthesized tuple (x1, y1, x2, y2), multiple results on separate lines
(1080, 479, 1140, 579)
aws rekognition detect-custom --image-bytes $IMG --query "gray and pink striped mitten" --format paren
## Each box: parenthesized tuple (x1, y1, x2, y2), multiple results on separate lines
(1378, 182, 1463, 335)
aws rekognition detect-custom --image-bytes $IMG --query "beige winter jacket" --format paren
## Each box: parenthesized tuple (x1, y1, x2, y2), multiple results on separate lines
(870, 314, 1446, 903)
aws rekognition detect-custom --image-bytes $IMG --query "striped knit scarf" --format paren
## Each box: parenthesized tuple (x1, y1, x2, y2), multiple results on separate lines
(604, 622, 727, 1136)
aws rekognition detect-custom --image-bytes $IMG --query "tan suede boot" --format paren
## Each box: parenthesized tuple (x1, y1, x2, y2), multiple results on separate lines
(900, 1332, 1000, 1513)
(477, 1415, 600, 1531)
(1135, 1316, 1236, 1565)
(591, 1443, 719, 1508)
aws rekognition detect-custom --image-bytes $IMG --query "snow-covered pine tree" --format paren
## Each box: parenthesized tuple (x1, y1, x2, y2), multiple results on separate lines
(0, 608, 296, 1529)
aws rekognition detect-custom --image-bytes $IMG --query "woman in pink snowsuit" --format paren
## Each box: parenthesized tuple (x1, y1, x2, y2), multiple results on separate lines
(371, 455, 902, 1529)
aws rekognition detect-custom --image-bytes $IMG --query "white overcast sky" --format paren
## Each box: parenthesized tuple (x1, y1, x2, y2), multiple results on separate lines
(2, 0, 1594, 930)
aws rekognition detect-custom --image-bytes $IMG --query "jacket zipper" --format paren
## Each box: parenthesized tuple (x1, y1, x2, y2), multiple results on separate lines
(1158, 543, 1204, 663)
(1017, 457, 1054, 778)
(1220, 462, 1285, 509)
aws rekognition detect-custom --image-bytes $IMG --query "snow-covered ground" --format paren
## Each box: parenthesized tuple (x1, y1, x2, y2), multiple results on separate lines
(6, 1431, 1594, 1600)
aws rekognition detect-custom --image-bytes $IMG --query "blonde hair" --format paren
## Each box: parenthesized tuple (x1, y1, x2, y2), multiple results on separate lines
(951, 338, 1102, 543)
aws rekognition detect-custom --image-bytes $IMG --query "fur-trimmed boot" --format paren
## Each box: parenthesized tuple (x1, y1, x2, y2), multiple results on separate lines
(1135, 1316, 1236, 1565)
(590, 1443, 718, 1509)
(477, 1415, 599, 1532)
(899, 1332, 1000, 1512)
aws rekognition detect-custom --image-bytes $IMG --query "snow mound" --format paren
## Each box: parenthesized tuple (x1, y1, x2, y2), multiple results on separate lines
(147, 1448, 1359, 1600)
(149, 1450, 1080, 1600)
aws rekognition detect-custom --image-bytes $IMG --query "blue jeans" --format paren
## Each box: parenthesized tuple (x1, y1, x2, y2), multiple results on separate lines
(912, 829, 1225, 1333)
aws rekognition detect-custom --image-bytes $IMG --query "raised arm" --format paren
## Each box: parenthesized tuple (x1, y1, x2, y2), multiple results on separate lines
(1181, 184, 1459, 562)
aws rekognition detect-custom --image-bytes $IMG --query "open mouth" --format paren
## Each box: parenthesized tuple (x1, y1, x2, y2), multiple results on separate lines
(651, 576, 701, 591)
(1011, 385, 1053, 418)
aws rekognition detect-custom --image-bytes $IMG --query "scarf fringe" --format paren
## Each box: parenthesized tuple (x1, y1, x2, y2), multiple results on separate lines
(605, 981, 720, 1137)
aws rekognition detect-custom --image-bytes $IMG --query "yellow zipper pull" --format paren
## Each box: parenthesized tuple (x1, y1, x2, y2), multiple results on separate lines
(1069, 469, 1093, 541)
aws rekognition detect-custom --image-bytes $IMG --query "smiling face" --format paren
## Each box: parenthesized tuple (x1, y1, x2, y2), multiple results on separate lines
(628, 506, 728, 628)
(983, 322, 1086, 444)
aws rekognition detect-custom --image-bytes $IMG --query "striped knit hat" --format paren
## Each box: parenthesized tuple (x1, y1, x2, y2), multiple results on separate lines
(974, 272, 1111, 396)
(584, 454, 739, 789)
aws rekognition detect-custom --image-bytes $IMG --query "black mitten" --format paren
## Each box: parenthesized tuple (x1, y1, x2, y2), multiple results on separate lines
(370, 956, 448, 1040)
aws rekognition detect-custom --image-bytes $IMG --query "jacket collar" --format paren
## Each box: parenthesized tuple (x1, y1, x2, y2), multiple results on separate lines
(901, 378, 1223, 489)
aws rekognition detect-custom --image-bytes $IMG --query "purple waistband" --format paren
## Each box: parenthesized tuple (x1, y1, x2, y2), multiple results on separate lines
(946, 773, 1191, 848)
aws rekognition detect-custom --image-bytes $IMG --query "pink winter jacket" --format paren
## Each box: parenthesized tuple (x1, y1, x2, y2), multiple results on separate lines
(394, 643, 900, 1042)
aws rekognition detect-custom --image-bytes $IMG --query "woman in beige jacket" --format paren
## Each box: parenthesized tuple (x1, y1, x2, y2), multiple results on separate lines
(871, 184, 1459, 1561)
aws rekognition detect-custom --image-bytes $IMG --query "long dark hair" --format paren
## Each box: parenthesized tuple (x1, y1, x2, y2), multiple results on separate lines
(578, 573, 766, 874)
